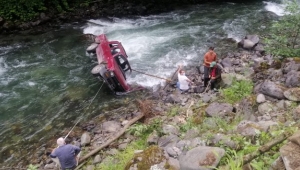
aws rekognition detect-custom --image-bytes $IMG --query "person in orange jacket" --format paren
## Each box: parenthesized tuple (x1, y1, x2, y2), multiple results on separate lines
(203, 46, 217, 87)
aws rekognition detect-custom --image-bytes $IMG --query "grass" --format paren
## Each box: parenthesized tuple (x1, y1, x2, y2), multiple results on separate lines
(220, 79, 253, 104)
(96, 137, 148, 170)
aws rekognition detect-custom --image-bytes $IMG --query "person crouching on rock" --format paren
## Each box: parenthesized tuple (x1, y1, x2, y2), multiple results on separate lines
(50, 137, 81, 170)
(177, 65, 193, 93)
(209, 61, 222, 92)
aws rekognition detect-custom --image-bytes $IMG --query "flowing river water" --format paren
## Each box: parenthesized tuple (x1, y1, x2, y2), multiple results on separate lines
(0, 0, 287, 167)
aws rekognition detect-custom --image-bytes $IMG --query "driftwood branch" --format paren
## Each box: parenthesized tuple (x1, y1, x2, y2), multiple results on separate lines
(219, 131, 290, 169)
(242, 131, 290, 165)
(75, 112, 145, 168)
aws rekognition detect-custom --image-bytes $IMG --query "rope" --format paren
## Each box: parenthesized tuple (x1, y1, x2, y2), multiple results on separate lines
(64, 81, 105, 140)
(131, 68, 171, 82)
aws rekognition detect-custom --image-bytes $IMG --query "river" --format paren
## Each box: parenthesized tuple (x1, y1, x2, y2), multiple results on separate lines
(0, 0, 286, 167)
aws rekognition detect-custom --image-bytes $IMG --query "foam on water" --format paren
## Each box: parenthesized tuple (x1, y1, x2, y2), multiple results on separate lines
(0, 57, 8, 76)
(263, 1, 286, 16)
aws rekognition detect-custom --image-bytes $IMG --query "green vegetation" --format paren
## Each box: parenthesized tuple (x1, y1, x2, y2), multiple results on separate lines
(0, 0, 92, 21)
(127, 118, 162, 137)
(264, 0, 300, 58)
(96, 137, 148, 170)
(220, 79, 254, 104)
(27, 164, 38, 170)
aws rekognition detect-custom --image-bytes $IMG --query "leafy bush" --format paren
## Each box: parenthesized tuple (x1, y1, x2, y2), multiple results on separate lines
(0, 0, 92, 21)
(264, 0, 300, 58)
(220, 79, 253, 104)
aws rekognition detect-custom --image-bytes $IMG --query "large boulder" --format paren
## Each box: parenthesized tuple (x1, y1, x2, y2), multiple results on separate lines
(205, 102, 234, 117)
(179, 146, 225, 170)
(280, 142, 300, 170)
(259, 80, 286, 99)
(284, 88, 300, 101)
(245, 35, 260, 44)
(282, 61, 300, 74)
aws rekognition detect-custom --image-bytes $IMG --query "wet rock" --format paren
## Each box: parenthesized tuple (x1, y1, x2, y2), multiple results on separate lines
(259, 80, 286, 99)
(280, 142, 300, 169)
(256, 93, 266, 103)
(179, 146, 225, 170)
(81, 132, 91, 146)
(205, 102, 233, 117)
(284, 88, 300, 101)
(102, 121, 121, 133)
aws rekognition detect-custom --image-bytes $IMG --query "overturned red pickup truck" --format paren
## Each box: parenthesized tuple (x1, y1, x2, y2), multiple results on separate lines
(87, 34, 132, 93)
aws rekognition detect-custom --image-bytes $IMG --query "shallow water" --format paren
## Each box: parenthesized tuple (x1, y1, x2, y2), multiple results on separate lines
(0, 0, 286, 166)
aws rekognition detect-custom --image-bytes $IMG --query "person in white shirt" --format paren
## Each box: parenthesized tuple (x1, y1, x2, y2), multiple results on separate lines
(177, 65, 193, 92)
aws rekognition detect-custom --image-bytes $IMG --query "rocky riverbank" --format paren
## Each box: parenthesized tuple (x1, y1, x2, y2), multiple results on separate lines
(19, 34, 300, 170)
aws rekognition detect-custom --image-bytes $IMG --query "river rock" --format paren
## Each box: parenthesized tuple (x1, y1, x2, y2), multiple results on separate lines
(284, 88, 300, 101)
(93, 155, 102, 164)
(158, 134, 180, 147)
(283, 61, 300, 74)
(256, 93, 266, 103)
(205, 102, 233, 117)
(236, 120, 261, 137)
(280, 142, 300, 170)
(245, 34, 259, 44)
(163, 124, 179, 135)
(81, 132, 91, 146)
(167, 157, 180, 170)
(288, 130, 300, 146)
(259, 80, 286, 99)
(257, 121, 278, 132)
(221, 57, 232, 68)
(258, 102, 277, 115)
(86, 165, 95, 170)
(179, 146, 225, 170)
(102, 121, 121, 133)
(285, 70, 300, 87)
(221, 73, 248, 86)
(293, 105, 300, 121)
(147, 130, 159, 145)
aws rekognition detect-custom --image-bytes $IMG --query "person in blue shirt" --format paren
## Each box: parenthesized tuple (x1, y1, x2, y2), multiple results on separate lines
(50, 138, 81, 170)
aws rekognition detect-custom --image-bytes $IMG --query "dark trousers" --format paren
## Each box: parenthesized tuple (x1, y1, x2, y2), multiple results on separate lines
(204, 66, 210, 87)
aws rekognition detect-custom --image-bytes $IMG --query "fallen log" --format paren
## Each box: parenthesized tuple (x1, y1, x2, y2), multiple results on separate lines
(218, 131, 291, 169)
(75, 112, 145, 169)
(243, 131, 290, 165)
